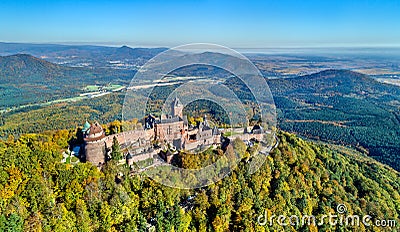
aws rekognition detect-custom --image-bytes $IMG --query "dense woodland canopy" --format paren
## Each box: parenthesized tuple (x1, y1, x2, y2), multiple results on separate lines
(267, 70, 400, 171)
(0, 129, 398, 231)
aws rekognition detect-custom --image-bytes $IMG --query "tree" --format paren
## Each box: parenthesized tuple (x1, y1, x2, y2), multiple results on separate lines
(75, 199, 91, 232)
(0, 114, 4, 126)
(111, 136, 122, 161)
(5, 214, 24, 232)
(24, 213, 43, 232)
(137, 214, 148, 232)
(108, 120, 122, 135)
(0, 215, 6, 232)
(99, 203, 113, 231)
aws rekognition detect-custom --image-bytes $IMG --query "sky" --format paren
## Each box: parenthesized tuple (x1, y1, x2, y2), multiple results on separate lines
(0, 0, 399, 48)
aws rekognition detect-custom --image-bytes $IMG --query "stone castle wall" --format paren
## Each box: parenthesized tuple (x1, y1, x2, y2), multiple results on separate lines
(155, 121, 184, 142)
(85, 129, 155, 166)
(228, 133, 263, 142)
(85, 139, 106, 166)
(103, 129, 154, 148)
(130, 149, 160, 164)
(184, 135, 218, 151)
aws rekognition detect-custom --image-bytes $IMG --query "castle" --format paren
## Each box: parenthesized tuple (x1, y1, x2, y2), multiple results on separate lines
(82, 97, 263, 168)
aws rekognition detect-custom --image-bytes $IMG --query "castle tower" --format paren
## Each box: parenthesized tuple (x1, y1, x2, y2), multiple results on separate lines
(82, 121, 91, 133)
(171, 97, 183, 118)
(84, 122, 107, 167)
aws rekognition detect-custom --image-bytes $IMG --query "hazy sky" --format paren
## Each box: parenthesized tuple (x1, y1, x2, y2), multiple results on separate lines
(0, 0, 399, 47)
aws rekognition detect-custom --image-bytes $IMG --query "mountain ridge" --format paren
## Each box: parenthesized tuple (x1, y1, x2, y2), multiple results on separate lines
(268, 69, 396, 95)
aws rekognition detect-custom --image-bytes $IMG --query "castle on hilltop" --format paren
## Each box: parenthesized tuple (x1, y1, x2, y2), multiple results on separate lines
(82, 97, 264, 168)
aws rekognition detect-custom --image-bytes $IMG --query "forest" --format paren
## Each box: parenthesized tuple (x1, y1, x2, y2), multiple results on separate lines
(0, 128, 398, 231)
(267, 69, 400, 171)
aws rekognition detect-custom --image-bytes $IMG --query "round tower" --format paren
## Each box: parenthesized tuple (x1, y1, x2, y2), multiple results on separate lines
(84, 122, 107, 167)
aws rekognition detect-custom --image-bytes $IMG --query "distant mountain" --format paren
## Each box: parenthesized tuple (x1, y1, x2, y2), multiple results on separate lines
(0, 54, 72, 78)
(0, 54, 97, 82)
(0, 42, 167, 69)
(270, 69, 400, 97)
(0, 54, 131, 108)
(112, 46, 166, 60)
(267, 69, 400, 171)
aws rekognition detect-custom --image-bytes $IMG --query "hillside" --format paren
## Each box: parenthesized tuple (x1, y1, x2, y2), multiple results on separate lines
(0, 54, 133, 108)
(0, 54, 68, 78)
(0, 130, 398, 231)
(269, 69, 400, 96)
(0, 54, 91, 107)
(268, 69, 400, 171)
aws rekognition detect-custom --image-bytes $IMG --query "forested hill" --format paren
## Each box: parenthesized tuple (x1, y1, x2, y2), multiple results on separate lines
(268, 69, 400, 171)
(269, 69, 400, 96)
(0, 53, 134, 84)
(0, 54, 95, 108)
(0, 130, 398, 231)
(0, 54, 133, 108)
(111, 46, 167, 60)
(0, 54, 73, 78)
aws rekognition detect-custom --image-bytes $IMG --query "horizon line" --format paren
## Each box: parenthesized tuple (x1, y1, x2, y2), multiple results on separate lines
(1, 41, 400, 50)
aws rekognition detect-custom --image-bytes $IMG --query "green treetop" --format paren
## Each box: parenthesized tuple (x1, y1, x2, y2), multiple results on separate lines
(111, 136, 122, 161)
